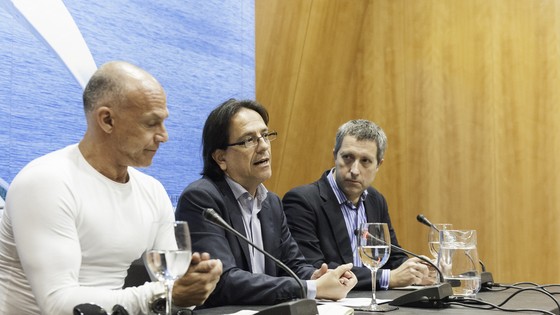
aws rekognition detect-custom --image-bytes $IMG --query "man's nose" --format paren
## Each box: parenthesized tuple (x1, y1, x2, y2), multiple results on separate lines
(255, 136, 270, 150)
(156, 126, 169, 143)
(350, 161, 360, 175)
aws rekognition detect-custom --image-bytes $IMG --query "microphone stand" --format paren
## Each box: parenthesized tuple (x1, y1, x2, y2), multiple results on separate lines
(387, 245, 453, 308)
(358, 229, 452, 308)
(202, 208, 318, 315)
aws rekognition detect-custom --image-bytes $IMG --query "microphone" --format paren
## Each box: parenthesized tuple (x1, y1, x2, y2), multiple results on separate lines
(354, 228, 452, 308)
(416, 213, 494, 291)
(202, 208, 318, 315)
(416, 214, 437, 230)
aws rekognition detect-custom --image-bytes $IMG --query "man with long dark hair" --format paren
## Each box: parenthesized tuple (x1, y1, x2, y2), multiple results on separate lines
(176, 99, 357, 307)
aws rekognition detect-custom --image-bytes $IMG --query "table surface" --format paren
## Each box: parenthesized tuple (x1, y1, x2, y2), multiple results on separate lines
(192, 287, 560, 315)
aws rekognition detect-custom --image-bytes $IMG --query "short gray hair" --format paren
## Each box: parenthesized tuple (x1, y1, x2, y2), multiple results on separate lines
(333, 119, 387, 164)
(82, 62, 140, 113)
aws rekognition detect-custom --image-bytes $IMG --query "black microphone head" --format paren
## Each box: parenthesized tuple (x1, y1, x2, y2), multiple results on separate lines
(416, 214, 433, 228)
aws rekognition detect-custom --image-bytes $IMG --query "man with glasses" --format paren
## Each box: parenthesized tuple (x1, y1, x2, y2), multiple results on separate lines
(175, 99, 357, 307)
(283, 119, 436, 291)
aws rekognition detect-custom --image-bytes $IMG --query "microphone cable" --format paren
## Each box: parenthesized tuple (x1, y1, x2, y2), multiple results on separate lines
(494, 282, 560, 295)
(416, 214, 560, 312)
(447, 286, 560, 315)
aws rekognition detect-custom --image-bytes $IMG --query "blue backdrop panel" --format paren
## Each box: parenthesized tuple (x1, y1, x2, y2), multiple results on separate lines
(0, 1, 255, 205)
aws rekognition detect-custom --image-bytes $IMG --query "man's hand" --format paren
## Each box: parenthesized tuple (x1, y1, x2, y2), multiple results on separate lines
(310, 263, 328, 280)
(388, 257, 435, 288)
(172, 252, 223, 306)
(315, 263, 357, 301)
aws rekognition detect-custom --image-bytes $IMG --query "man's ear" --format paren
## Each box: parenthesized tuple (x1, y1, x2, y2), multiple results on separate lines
(97, 106, 114, 133)
(212, 149, 227, 171)
(377, 158, 384, 169)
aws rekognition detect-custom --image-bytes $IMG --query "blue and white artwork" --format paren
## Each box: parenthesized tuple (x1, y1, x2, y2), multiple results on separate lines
(0, 0, 255, 204)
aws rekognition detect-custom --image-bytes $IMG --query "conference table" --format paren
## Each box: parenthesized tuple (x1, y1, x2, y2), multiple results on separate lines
(124, 260, 558, 314)
(192, 288, 560, 314)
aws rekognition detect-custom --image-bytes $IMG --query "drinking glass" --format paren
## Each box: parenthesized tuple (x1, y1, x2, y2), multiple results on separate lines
(144, 221, 192, 315)
(356, 222, 397, 312)
(438, 229, 482, 298)
(428, 223, 453, 260)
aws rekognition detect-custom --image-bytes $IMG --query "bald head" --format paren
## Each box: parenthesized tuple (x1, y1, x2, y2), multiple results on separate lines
(78, 61, 169, 180)
(83, 61, 163, 113)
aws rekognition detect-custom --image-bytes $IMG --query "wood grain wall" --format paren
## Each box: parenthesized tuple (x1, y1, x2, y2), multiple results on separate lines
(256, 0, 560, 284)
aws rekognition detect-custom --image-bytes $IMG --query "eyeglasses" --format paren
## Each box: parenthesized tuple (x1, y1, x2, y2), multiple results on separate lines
(226, 131, 278, 148)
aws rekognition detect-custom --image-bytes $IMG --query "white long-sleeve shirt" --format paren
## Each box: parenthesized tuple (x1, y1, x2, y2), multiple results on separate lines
(0, 144, 173, 315)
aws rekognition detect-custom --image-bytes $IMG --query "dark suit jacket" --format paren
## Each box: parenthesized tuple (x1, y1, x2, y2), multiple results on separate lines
(283, 170, 409, 290)
(175, 176, 315, 307)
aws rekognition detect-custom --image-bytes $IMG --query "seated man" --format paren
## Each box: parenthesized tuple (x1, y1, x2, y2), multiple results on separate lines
(283, 119, 435, 290)
(0, 61, 222, 315)
(175, 99, 357, 307)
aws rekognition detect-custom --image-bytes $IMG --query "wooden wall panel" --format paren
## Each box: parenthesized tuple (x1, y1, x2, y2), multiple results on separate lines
(255, 0, 314, 190)
(492, 0, 560, 282)
(257, 0, 374, 192)
(256, 0, 560, 284)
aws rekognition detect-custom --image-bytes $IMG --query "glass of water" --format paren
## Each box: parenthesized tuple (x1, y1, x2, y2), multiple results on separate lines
(144, 221, 192, 315)
(356, 222, 398, 312)
(438, 229, 481, 298)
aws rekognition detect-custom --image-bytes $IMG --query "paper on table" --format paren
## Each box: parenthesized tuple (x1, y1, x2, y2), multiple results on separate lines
(226, 298, 395, 315)
(318, 297, 392, 307)
(317, 304, 354, 314)
(225, 304, 356, 315)
(391, 285, 424, 290)
(225, 311, 258, 315)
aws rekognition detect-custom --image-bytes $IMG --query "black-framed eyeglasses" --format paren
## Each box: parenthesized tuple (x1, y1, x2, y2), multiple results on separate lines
(226, 131, 278, 148)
